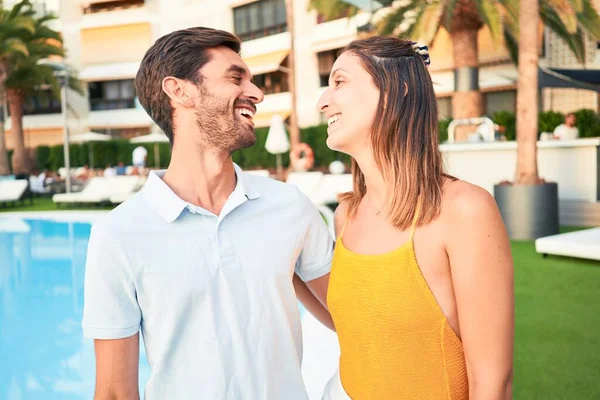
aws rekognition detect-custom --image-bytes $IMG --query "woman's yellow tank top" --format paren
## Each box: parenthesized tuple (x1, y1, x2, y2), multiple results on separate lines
(327, 208, 469, 400)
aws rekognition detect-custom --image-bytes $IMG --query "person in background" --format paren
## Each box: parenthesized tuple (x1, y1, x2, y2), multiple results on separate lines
(103, 164, 117, 177)
(132, 145, 148, 172)
(116, 161, 127, 176)
(75, 164, 90, 180)
(553, 112, 579, 140)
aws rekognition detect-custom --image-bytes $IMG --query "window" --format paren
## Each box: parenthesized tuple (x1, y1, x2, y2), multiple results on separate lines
(253, 57, 289, 95)
(83, 0, 145, 14)
(89, 79, 136, 111)
(485, 90, 516, 115)
(317, 49, 340, 87)
(22, 89, 62, 115)
(233, 0, 287, 41)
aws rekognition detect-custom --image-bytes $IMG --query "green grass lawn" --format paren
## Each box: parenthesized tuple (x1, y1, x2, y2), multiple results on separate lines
(1, 198, 599, 398)
(512, 235, 600, 399)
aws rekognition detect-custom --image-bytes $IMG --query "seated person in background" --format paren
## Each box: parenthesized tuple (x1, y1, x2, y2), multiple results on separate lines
(103, 164, 117, 177)
(76, 165, 90, 180)
(116, 161, 127, 176)
(553, 113, 579, 140)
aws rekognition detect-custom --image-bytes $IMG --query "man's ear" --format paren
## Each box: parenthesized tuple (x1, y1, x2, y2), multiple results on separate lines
(162, 76, 194, 107)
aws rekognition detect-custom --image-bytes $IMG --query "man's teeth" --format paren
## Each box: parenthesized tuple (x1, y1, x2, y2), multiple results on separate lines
(236, 108, 255, 119)
(328, 114, 340, 127)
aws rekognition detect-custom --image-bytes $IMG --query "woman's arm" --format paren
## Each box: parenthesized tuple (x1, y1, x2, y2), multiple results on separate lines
(446, 183, 514, 400)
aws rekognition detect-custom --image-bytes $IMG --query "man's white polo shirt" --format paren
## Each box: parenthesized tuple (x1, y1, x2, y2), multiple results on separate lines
(82, 165, 334, 399)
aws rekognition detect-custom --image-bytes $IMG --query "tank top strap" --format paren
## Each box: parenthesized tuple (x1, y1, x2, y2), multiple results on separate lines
(409, 203, 421, 241)
(338, 216, 350, 239)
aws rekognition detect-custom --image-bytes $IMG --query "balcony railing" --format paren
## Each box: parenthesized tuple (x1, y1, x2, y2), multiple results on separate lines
(90, 98, 136, 111)
(83, 0, 145, 14)
(236, 23, 287, 42)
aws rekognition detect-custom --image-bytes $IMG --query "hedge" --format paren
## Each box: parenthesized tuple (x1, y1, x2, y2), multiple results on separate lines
(441, 108, 600, 142)
(36, 125, 350, 172)
(33, 110, 600, 171)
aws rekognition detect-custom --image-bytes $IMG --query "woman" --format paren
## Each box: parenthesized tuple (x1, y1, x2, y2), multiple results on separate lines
(316, 36, 514, 399)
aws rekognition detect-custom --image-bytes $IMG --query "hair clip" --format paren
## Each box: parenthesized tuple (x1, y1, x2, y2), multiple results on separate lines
(411, 42, 431, 67)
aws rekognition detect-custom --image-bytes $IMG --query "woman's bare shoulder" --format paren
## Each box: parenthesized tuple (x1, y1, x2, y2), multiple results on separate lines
(441, 179, 500, 222)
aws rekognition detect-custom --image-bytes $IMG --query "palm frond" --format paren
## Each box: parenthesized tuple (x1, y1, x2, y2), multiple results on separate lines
(33, 25, 62, 42)
(502, 27, 519, 64)
(473, 0, 503, 44)
(7, 0, 33, 20)
(574, 0, 600, 39)
(404, 1, 445, 44)
(545, 0, 578, 33)
(3, 38, 29, 57)
(376, 1, 420, 36)
(307, 0, 359, 20)
(442, 0, 460, 29)
(540, 3, 587, 62)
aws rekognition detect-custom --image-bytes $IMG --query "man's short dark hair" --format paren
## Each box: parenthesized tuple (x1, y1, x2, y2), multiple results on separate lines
(135, 27, 241, 144)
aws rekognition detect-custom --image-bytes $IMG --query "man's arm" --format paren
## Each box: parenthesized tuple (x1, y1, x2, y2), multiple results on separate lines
(94, 334, 140, 400)
(83, 223, 142, 399)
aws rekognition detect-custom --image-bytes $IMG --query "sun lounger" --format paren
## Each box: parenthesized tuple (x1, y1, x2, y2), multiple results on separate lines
(317, 174, 353, 205)
(535, 228, 600, 261)
(286, 171, 325, 205)
(0, 179, 32, 207)
(52, 176, 144, 205)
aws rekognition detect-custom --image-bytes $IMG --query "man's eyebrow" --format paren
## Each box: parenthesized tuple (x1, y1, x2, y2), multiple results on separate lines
(225, 64, 252, 80)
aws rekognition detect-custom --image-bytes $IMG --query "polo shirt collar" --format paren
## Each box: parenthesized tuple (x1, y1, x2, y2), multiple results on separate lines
(143, 163, 260, 223)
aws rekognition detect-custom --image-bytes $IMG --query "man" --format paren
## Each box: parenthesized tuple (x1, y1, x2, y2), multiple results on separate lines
(82, 27, 333, 399)
(553, 112, 579, 140)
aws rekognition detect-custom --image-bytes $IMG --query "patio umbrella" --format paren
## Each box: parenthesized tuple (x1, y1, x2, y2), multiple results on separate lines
(130, 131, 169, 168)
(265, 114, 290, 180)
(69, 131, 112, 169)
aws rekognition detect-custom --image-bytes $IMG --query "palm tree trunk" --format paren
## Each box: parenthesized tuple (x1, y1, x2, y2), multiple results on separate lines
(285, 0, 300, 149)
(515, 0, 540, 184)
(0, 63, 11, 176)
(7, 87, 30, 174)
(450, 27, 484, 141)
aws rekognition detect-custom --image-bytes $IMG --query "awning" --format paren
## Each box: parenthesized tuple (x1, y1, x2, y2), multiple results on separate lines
(243, 50, 289, 76)
(253, 111, 290, 128)
(539, 67, 600, 92)
(79, 61, 140, 81)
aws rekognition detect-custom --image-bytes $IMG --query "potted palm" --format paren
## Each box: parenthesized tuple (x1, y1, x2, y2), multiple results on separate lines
(491, 0, 594, 240)
(494, 0, 558, 240)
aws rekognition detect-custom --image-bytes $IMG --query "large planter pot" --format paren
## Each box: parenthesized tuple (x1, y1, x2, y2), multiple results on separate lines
(494, 182, 559, 240)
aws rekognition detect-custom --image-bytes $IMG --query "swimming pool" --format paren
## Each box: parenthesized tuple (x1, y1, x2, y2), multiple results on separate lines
(0, 215, 339, 399)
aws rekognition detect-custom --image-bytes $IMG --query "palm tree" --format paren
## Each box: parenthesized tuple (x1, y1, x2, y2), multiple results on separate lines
(309, 0, 600, 139)
(0, 0, 35, 175)
(6, 11, 66, 174)
(515, 0, 540, 185)
(286, 0, 300, 148)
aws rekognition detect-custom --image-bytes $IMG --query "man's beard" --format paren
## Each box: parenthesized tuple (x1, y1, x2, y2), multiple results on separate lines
(195, 88, 256, 154)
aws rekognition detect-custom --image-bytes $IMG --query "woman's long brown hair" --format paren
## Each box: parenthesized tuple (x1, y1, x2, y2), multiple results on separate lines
(338, 36, 448, 230)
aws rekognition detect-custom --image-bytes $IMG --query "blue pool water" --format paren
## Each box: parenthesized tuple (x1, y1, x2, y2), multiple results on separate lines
(0, 216, 310, 399)
(0, 217, 142, 399)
